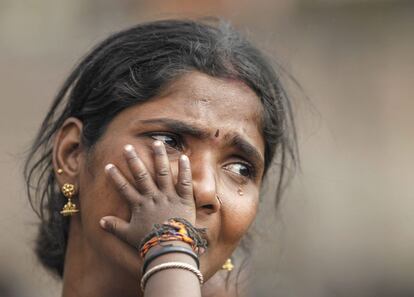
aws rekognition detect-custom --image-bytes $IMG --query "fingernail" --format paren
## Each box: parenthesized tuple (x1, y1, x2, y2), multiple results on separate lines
(124, 144, 137, 159)
(99, 219, 106, 229)
(180, 154, 189, 162)
(124, 144, 134, 152)
(105, 163, 115, 172)
(153, 141, 163, 153)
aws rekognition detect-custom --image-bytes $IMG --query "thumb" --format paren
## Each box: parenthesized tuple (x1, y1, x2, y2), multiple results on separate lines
(100, 216, 129, 243)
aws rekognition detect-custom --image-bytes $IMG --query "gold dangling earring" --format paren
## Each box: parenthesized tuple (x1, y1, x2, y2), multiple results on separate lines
(222, 258, 234, 271)
(60, 183, 79, 216)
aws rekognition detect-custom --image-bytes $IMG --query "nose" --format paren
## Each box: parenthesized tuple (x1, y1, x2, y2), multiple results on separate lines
(191, 159, 221, 215)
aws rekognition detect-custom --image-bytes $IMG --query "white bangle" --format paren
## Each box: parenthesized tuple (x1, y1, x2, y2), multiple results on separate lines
(140, 261, 204, 291)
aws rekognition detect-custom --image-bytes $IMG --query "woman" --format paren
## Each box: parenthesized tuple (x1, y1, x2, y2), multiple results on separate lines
(24, 19, 297, 296)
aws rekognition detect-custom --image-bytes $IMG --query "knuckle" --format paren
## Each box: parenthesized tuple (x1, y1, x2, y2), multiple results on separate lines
(135, 171, 149, 183)
(109, 220, 117, 233)
(157, 168, 169, 177)
(119, 182, 129, 193)
(144, 190, 156, 198)
(131, 204, 142, 213)
(179, 179, 192, 188)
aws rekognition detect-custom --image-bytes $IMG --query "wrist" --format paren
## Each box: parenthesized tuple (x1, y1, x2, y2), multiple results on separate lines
(143, 241, 198, 273)
(150, 240, 192, 249)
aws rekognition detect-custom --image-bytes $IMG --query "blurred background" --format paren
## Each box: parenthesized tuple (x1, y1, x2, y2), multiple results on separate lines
(1, 0, 414, 296)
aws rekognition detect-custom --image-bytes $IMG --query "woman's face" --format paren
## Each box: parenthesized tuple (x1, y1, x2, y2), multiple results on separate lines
(71, 71, 265, 282)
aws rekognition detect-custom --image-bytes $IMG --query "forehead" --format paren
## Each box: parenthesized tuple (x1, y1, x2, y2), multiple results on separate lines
(160, 71, 262, 113)
(122, 72, 265, 153)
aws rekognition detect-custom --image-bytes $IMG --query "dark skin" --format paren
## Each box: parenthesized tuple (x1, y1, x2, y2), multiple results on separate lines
(53, 71, 265, 297)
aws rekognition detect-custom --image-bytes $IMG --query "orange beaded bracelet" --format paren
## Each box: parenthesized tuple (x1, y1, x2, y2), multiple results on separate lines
(139, 218, 207, 258)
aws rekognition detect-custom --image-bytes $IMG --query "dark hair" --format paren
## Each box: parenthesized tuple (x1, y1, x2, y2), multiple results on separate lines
(23, 18, 297, 278)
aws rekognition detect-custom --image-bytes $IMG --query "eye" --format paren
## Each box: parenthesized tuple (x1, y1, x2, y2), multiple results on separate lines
(149, 133, 183, 151)
(223, 162, 255, 179)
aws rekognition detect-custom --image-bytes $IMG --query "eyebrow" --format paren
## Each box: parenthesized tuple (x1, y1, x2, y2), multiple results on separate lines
(138, 118, 264, 168)
(139, 118, 210, 138)
(224, 133, 264, 169)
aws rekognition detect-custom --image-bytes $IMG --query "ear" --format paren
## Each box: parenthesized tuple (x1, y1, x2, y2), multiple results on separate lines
(52, 117, 85, 186)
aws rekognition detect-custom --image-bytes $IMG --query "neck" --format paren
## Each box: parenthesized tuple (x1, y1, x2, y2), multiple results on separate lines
(61, 219, 142, 297)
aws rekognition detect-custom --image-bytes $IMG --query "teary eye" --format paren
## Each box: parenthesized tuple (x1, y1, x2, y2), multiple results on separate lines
(224, 162, 255, 179)
(150, 133, 183, 151)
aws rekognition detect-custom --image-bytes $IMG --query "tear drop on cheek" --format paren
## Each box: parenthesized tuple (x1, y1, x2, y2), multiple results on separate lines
(237, 187, 244, 196)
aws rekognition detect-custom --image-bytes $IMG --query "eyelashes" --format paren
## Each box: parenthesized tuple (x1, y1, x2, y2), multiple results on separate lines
(223, 162, 256, 180)
(149, 133, 184, 151)
(146, 132, 257, 180)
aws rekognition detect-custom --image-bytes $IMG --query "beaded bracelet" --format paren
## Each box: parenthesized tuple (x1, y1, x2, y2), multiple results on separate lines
(140, 233, 195, 258)
(140, 261, 204, 291)
(139, 218, 207, 258)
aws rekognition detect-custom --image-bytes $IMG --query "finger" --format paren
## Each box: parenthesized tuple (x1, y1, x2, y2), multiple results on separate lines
(176, 154, 193, 199)
(105, 163, 141, 205)
(100, 216, 130, 243)
(152, 141, 174, 191)
(123, 144, 157, 196)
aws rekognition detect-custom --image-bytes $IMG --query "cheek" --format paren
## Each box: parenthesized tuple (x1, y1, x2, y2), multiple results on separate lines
(77, 144, 132, 251)
(79, 167, 130, 236)
(77, 159, 141, 275)
(80, 144, 131, 220)
(81, 136, 141, 220)
(220, 190, 259, 245)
